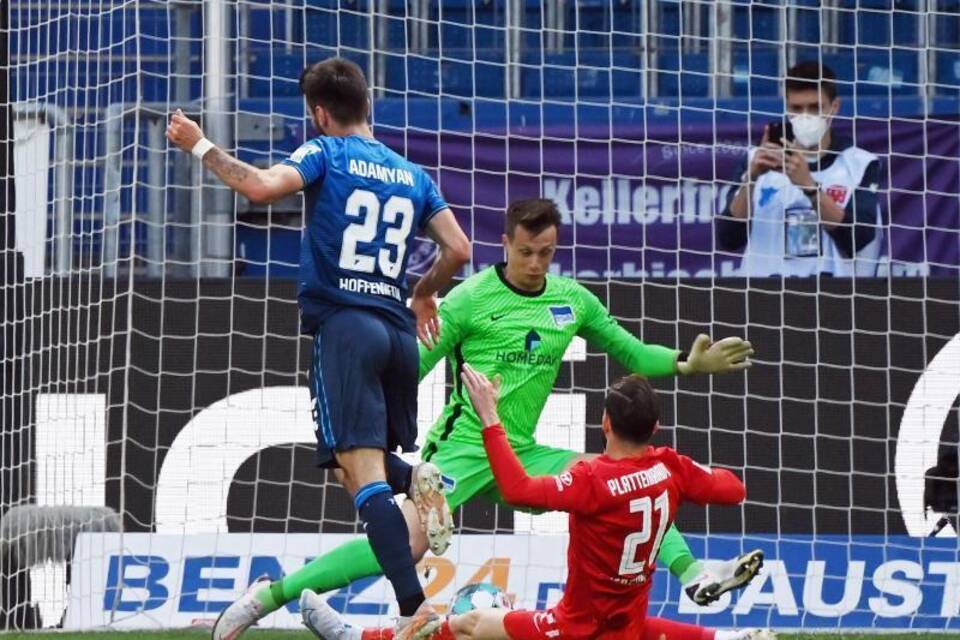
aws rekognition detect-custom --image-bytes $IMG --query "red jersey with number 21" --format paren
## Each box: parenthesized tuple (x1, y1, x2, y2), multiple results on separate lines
(482, 425, 746, 639)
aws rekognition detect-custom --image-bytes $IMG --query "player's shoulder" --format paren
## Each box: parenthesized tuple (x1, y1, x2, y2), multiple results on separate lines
(546, 273, 594, 300)
(288, 137, 327, 162)
(553, 277, 604, 320)
(645, 445, 681, 465)
(375, 142, 442, 195)
(557, 459, 598, 489)
(645, 445, 711, 477)
(464, 265, 502, 292)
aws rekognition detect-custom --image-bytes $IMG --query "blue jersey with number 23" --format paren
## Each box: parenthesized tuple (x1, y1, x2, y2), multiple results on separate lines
(282, 135, 447, 334)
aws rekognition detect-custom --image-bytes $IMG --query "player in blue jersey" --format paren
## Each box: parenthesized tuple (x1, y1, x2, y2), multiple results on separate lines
(167, 57, 470, 640)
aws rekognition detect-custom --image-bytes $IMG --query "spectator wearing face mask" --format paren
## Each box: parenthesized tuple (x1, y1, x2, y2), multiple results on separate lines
(716, 61, 884, 277)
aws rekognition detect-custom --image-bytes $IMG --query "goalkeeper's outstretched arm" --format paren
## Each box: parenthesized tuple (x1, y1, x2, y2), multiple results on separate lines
(166, 109, 303, 204)
(576, 287, 754, 376)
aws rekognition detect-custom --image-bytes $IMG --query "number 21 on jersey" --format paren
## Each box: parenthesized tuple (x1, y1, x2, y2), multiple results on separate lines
(618, 490, 670, 575)
(339, 188, 414, 279)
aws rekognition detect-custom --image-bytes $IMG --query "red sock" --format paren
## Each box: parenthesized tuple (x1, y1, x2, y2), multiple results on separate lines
(434, 620, 455, 640)
(362, 620, 453, 640)
(643, 616, 714, 640)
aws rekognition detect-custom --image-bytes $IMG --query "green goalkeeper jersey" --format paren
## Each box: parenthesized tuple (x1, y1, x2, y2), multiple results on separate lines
(418, 263, 680, 449)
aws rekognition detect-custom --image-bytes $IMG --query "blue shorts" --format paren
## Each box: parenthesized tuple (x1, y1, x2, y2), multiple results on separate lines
(308, 307, 419, 468)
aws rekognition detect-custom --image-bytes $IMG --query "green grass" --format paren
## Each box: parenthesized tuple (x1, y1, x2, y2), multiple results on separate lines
(1, 634, 958, 639)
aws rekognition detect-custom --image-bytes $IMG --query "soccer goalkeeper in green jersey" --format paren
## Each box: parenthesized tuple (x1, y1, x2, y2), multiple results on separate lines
(215, 199, 761, 639)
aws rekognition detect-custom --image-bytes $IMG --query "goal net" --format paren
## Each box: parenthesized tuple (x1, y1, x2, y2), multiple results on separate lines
(3, 0, 960, 633)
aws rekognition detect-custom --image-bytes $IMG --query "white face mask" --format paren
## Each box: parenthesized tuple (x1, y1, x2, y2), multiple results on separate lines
(789, 113, 830, 148)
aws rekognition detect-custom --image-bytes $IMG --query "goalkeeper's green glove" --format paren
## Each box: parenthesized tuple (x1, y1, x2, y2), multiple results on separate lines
(676, 334, 753, 375)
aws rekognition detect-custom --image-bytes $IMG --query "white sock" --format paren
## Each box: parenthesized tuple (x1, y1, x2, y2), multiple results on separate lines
(714, 630, 747, 640)
(339, 625, 363, 640)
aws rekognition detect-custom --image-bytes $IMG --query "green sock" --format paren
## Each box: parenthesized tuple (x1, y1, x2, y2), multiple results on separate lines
(254, 537, 382, 614)
(658, 524, 702, 584)
(677, 559, 704, 585)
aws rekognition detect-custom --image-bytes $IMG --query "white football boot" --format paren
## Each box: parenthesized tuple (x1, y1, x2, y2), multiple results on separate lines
(210, 575, 270, 640)
(410, 462, 454, 555)
(394, 600, 442, 640)
(300, 589, 361, 640)
(685, 549, 765, 605)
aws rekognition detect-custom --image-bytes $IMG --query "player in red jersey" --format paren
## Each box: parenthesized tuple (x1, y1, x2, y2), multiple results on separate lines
(301, 367, 774, 640)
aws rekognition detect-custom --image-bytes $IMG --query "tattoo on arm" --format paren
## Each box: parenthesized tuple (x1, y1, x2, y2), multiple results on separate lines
(203, 148, 253, 185)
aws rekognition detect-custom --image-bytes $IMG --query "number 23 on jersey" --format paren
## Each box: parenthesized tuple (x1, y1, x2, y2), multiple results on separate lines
(339, 188, 414, 279)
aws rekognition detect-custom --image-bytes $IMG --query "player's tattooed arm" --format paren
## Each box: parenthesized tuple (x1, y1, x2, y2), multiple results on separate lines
(204, 148, 252, 184)
(167, 108, 302, 204)
(202, 150, 303, 205)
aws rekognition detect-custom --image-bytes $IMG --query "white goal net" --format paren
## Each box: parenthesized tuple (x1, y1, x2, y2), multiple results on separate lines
(3, 0, 960, 633)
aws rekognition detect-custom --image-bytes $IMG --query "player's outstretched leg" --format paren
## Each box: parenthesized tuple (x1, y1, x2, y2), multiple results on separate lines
(212, 471, 448, 639)
(644, 617, 776, 640)
(301, 589, 435, 640)
(302, 598, 510, 640)
(655, 525, 763, 606)
(300, 598, 778, 640)
(684, 549, 765, 606)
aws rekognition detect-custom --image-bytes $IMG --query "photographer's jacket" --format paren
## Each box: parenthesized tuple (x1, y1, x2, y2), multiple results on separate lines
(716, 136, 882, 277)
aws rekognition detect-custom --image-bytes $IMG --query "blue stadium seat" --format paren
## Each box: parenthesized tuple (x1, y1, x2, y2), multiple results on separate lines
(657, 51, 710, 98)
(934, 50, 960, 89)
(383, 54, 408, 93)
(892, 10, 921, 47)
(822, 52, 857, 97)
(244, 8, 273, 42)
(747, 4, 780, 43)
(654, 45, 679, 97)
(791, 4, 822, 46)
(441, 23, 472, 50)
(407, 56, 440, 95)
(475, 29, 506, 63)
(857, 9, 892, 47)
(247, 49, 303, 98)
(731, 45, 780, 98)
(441, 59, 474, 97)
(611, 52, 643, 99)
(655, 2, 681, 38)
(475, 63, 505, 99)
(534, 66, 574, 100)
(855, 48, 921, 95)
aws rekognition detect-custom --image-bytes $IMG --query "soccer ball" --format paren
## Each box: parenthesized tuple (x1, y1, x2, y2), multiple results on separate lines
(448, 582, 512, 614)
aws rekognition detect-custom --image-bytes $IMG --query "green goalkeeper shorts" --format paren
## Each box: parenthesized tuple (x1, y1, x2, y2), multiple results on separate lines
(423, 439, 578, 512)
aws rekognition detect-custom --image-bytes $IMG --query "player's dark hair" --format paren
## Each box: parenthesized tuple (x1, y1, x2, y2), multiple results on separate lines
(604, 375, 660, 445)
(299, 57, 369, 125)
(785, 61, 838, 102)
(505, 198, 562, 238)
